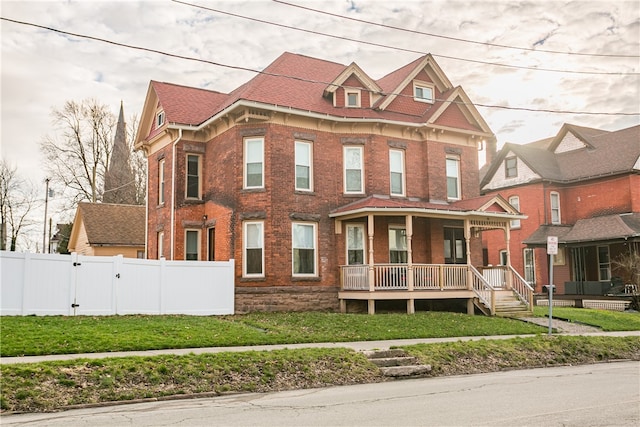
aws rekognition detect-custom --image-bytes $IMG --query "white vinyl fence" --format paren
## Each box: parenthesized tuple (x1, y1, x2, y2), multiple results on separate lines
(0, 251, 235, 316)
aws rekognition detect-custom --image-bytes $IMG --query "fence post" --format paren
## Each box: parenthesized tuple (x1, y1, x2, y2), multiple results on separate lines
(113, 255, 124, 315)
(21, 252, 32, 315)
(70, 252, 78, 316)
(159, 257, 167, 314)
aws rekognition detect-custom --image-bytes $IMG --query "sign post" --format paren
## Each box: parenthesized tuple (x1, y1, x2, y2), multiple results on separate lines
(546, 236, 558, 335)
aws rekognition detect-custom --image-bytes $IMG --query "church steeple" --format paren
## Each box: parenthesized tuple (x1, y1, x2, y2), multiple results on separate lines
(103, 101, 138, 204)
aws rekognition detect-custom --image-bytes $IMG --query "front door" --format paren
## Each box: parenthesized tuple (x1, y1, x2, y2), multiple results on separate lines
(444, 227, 466, 264)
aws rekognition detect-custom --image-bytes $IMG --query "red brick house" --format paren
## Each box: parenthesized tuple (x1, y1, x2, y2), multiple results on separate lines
(134, 52, 528, 314)
(480, 123, 640, 295)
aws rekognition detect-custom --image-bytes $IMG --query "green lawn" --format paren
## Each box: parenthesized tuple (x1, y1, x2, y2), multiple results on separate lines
(532, 306, 640, 331)
(2, 310, 639, 413)
(1, 312, 548, 357)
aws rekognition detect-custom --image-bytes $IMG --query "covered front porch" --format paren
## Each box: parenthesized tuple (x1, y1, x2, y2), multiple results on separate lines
(330, 195, 533, 315)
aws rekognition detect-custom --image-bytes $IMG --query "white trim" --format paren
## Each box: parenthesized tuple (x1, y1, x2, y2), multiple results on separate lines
(185, 153, 202, 200)
(244, 137, 265, 189)
(345, 89, 361, 108)
(389, 149, 405, 197)
(413, 80, 435, 103)
(292, 222, 318, 277)
(343, 146, 364, 194)
(243, 221, 264, 278)
(184, 229, 201, 261)
(295, 140, 313, 192)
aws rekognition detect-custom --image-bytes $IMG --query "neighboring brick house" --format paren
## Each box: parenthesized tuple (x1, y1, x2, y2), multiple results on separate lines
(134, 52, 526, 314)
(480, 123, 640, 295)
(68, 202, 146, 258)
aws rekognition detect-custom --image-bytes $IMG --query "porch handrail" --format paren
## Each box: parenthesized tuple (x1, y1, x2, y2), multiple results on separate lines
(507, 266, 534, 312)
(469, 265, 496, 315)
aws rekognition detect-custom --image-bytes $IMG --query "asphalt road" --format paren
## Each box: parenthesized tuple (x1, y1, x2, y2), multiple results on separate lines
(2, 361, 638, 426)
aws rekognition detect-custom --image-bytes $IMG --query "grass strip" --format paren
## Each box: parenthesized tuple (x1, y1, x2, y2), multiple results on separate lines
(1, 312, 547, 357)
(2, 336, 638, 413)
(532, 306, 640, 331)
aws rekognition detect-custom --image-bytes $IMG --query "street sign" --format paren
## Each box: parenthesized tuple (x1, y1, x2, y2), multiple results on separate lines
(547, 236, 558, 255)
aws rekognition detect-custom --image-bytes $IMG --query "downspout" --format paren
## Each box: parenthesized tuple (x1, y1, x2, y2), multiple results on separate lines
(144, 155, 149, 258)
(170, 128, 182, 260)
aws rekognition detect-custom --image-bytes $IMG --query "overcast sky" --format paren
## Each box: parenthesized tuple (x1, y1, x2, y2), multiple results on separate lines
(1, 0, 639, 249)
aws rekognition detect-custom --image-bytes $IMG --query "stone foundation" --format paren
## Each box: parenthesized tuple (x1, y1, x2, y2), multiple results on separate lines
(235, 285, 340, 313)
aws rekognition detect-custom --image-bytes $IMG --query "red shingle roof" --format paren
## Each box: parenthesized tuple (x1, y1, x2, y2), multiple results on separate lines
(150, 52, 488, 131)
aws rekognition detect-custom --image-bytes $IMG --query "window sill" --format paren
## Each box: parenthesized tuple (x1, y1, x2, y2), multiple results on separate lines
(291, 276, 321, 282)
(184, 198, 204, 205)
(240, 276, 266, 282)
(294, 190, 315, 196)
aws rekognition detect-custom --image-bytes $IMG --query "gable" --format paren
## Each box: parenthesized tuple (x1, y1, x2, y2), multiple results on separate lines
(482, 150, 541, 191)
(431, 99, 481, 132)
(554, 132, 588, 153)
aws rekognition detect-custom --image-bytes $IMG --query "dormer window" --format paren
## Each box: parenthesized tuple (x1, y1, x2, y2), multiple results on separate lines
(505, 157, 517, 178)
(345, 89, 361, 107)
(156, 111, 165, 127)
(414, 82, 434, 103)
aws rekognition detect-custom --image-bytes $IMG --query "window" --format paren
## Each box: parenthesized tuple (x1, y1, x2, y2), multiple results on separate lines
(414, 82, 434, 103)
(345, 90, 360, 107)
(243, 221, 264, 276)
(186, 154, 201, 199)
(523, 248, 535, 285)
(509, 196, 520, 228)
(346, 224, 365, 265)
(446, 156, 461, 200)
(158, 158, 165, 205)
(157, 231, 164, 259)
(389, 226, 407, 263)
(389, 149, 405, 196)
(550, 192, 561, 224)
(244, 137, 264, 189)
(156, 111, 165, 127)
(344, 146, 364, 193)
(292, 223, 317, 276)
(295, 141, 312, 191)
(137, 250, 145, 259)
(505, 157, 517, 178)
(185, 230, 199, 260)
(499, 250, 508, 266)
(598, 246, 611, 281)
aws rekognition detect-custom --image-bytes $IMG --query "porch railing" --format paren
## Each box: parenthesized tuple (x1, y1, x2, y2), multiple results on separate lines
(340, 264, 470, 291)
(469, 265, 496, 315)
(476, 265, 534, 312)
(506, 266, 534, 312)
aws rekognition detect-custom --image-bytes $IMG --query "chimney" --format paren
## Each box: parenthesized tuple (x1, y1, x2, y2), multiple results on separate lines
(485, 139, 497, 165)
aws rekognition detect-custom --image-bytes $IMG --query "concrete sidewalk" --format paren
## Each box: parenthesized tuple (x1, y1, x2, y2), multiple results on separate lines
(3, 329, 639, 365)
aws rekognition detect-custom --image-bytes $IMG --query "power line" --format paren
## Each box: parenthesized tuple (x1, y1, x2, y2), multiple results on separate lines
(172, 0, 639, 76)
(1, 16, 638, 118)
(273, 0, 640, 59)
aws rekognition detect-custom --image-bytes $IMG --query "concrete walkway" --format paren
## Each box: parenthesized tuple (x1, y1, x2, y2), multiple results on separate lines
(2, 320, 638, 365)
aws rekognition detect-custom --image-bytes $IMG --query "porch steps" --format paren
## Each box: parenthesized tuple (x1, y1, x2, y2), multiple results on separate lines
(494, 290, 532, 318)
(364, 349, 432, 378)
(475, 290, 533, 317)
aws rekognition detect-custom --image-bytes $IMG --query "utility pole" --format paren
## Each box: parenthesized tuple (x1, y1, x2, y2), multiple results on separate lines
(42, 178, 50, 253)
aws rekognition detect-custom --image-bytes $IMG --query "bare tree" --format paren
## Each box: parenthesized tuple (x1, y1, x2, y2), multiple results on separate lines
(0, 161, 39, 251)
(40, 99, 145, 211)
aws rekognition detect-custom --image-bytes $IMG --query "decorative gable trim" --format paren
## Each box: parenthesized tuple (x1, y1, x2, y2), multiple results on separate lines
(481, 149, 542, 191)
(428, 87, 492, 134)
(377, 54, 452, 111)
(324, 62, 382, 100)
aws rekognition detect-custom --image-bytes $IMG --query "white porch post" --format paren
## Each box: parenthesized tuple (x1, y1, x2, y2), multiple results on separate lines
(406, 214, 414, 314)
(465, 219, 473, 290)
(504, 223, 512, 289)
(367, 214, 375, 293)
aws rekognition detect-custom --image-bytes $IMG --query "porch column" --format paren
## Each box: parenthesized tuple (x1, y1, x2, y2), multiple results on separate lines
(504, 224, 513, 289)
(367, 214, 375, 292)
(406, 214, 414, 292)
(465, 219, 473, 290)
(406, 214, 415, 314)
